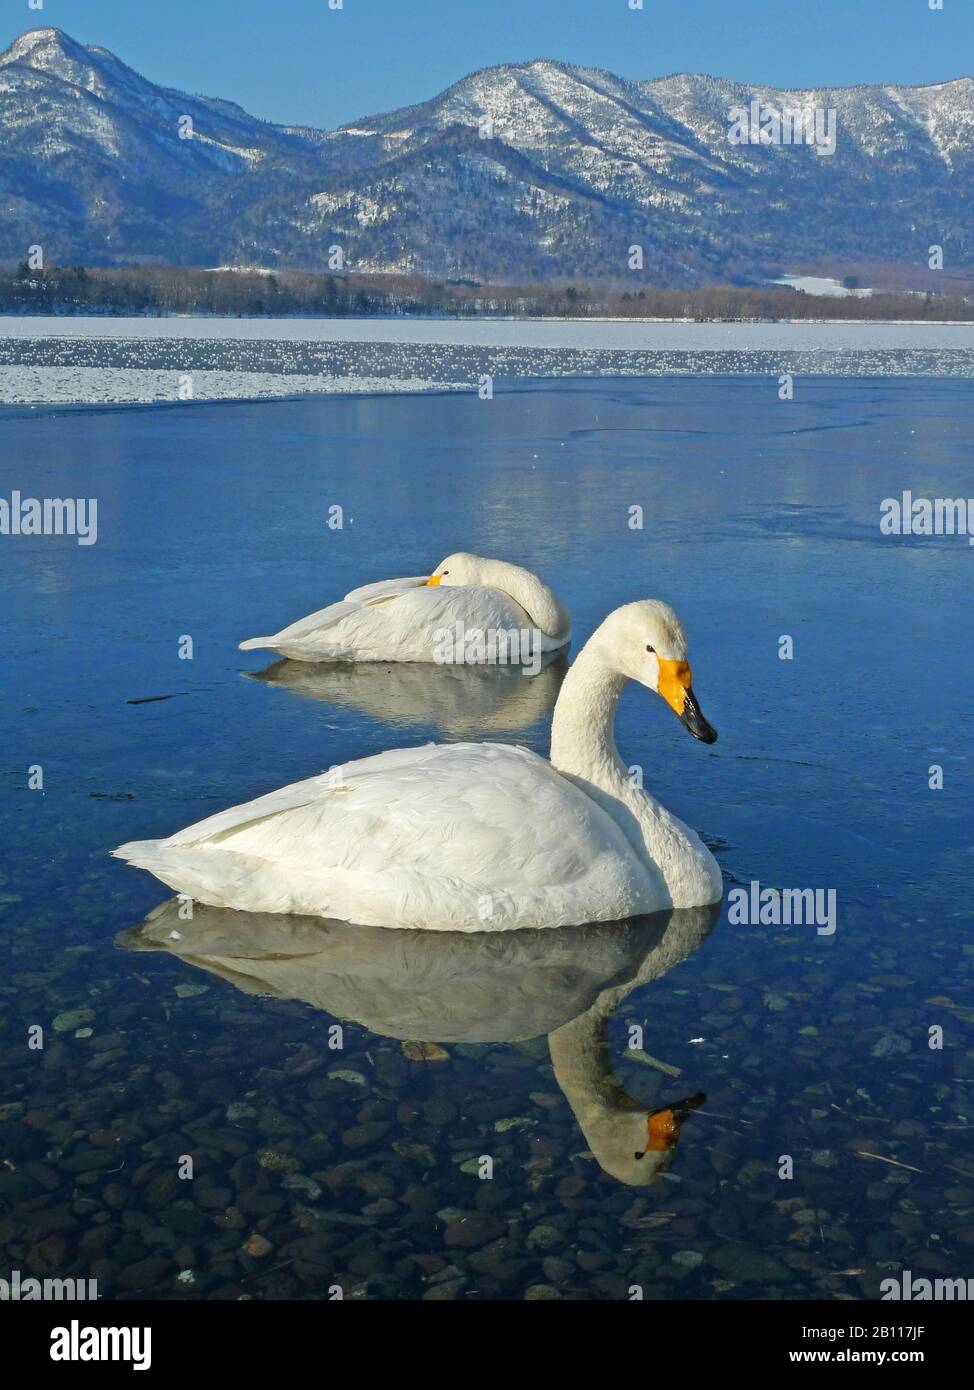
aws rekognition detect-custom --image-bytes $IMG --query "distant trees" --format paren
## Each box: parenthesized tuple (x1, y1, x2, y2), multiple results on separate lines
(2, 262, 91, 311)
(0, 263, 971, 322)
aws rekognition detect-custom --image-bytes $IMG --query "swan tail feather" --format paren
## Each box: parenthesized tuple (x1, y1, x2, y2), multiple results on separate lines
(113, 840, 283, 911)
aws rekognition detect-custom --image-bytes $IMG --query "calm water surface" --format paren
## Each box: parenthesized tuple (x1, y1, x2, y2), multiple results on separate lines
(1, 376, 972, 1300)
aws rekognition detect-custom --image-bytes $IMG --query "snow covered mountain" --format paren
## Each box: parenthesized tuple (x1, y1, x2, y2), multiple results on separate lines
(2, 27, 972, 283)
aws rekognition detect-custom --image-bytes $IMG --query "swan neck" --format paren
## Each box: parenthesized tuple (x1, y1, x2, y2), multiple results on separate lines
(547, 1002, 650, 1184)
(549, 642, 627, 780)
(549, 1007, 636, 1112)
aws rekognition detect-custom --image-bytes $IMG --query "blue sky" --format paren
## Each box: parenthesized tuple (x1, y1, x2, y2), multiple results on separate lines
(4, 0, 971, 128)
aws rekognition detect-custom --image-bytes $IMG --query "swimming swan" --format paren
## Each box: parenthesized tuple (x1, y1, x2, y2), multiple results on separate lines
(115, 600, 722, 929)
(238, 552, 570, 663)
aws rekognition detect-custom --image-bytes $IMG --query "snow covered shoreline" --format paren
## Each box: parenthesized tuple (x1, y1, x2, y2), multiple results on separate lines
(1, 315, 971, 349)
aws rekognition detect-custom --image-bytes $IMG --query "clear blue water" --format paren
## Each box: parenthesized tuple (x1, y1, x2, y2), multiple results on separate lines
(1, 375, 972, 1300)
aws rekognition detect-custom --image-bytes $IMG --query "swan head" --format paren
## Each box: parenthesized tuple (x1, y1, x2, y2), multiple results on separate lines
(627, 1091, 707, 1185)
(581, 1090, 707, 1187)
(424, 554, 571, 645)
(424, 552, 487, 588)
(594, 600, 717, 744)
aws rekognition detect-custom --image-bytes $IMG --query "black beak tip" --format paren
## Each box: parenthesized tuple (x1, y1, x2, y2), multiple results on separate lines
(679, 689, 718, 744)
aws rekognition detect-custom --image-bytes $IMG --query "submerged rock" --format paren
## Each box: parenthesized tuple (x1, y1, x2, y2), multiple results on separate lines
(672, 1250, 705, 1269)
(282, 1174, 322, 1201)
(443, 1213, 504, 1248)
(52, 1007, 95, 1034)
(243, 1233, 273, 1259)
(341, 1122, 391, 1150)
(225, 1102, 258, 1123)
(257, 1150, 297, 1173)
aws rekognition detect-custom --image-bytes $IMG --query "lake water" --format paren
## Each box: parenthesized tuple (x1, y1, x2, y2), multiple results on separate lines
(1, 374, 972, 1301)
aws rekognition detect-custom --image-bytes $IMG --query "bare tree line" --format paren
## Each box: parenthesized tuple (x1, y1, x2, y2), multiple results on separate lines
(2, 262, 972, 322)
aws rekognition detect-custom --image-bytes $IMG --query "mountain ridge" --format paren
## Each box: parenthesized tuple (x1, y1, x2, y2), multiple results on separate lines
(2, 27, 972, 283)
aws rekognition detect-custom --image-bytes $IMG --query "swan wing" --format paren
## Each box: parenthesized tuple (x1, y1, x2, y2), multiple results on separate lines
(241, 584, 544, 663)
(114, 743, 660, 930)
(342, 576, 428, 603)
(239, 576, 425, 656)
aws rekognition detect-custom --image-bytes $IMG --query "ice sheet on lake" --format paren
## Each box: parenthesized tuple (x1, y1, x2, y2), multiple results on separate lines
(0, 365, 464, 406)
(1, 317, 972, 405)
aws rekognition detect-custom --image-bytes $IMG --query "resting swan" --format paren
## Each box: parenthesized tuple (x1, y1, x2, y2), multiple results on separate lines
(239, 552, 570, 663)
(115, 600, 722, 929)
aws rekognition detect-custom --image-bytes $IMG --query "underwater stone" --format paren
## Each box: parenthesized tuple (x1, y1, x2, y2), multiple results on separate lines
(443, 1213, 504, 1248)
(393, 1141, 436, 1166)
(52, 1007, 95, 1034)
(242, 1233, 273, 1259)
(423, 1277, 467, 1300)
(328, 1069, 368, 1088)
(526, 1224, 566, 1251)
(257, 1150, 298, 1173)
(672, 1250, 705, 1269)
(226, 1102, 258, 1123)
(494, 1116, 536, 1133)
(282, 1174, 322, 1201)
(341, 1121, 392, 1150)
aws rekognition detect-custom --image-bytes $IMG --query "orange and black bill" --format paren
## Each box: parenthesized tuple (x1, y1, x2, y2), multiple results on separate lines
(635, 1091, 707, 1160)
(656, 660, 717, 744)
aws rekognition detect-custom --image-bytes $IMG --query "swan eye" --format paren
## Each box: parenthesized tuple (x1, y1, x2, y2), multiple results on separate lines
(646, 644, 655, 654)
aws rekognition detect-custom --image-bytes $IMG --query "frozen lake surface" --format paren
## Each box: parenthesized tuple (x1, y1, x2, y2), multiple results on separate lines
(1, 315, 969, 347)
(1, 316, 973, 403)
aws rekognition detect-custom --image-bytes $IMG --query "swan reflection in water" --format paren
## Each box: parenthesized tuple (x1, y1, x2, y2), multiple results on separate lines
(117, 898, 719, 1187)
(244, 652, 568, 737)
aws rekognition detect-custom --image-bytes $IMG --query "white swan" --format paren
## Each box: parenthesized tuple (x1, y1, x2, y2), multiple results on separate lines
(115, 600, 722, 930)
(239, 552, 570, 663)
